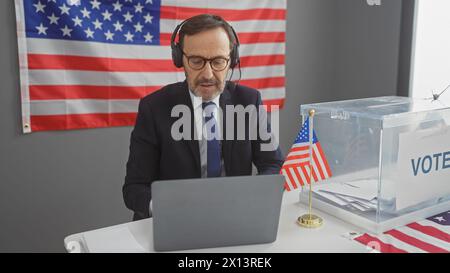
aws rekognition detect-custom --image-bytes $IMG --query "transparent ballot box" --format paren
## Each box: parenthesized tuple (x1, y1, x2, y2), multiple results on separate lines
(298, 96, 450, 233)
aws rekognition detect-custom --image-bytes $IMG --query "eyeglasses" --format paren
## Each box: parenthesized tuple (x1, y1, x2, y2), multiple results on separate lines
(182, 52, 230, 71)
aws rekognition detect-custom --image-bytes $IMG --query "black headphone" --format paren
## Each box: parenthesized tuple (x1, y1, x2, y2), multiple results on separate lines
(170, 18, 240, 69)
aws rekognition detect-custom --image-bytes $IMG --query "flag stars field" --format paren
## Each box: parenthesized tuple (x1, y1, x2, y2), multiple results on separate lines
(144, 13, 153, 23)
(113, 21, 124, 32)
(124, 31, 134, 42)
(60, 25, 72, 37)
(123, 11, 133, 22)
(33, 1, 46, 13)
(72, 16, 82, 27)
(101, 10, 113, 21)
(47, 13, 59, 24)
(59, 3, 70, 15)
(67, 0, 81, 5)
(134, 22, 143, 32)
(84, 27, 94, 39)
(92, 19, 102, 30)
(113, 1, 123, 12)
(35, 23, 48, 35)
(28, 0, 164, 45)
(90, 0, 101, 10)
(144, 32, 153, 42)
(80, 7, 91, 18)
(134, 2, 144, 13)
(104, 30, 115, 41)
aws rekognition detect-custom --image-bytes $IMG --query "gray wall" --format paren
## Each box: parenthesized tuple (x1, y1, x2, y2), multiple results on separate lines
(332, 0, 402, 99)
(280, 0, 403, 153)
(0, 0, 405, 252)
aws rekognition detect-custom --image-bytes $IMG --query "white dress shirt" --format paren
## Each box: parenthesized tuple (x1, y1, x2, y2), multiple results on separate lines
(188, 90, 225, 178)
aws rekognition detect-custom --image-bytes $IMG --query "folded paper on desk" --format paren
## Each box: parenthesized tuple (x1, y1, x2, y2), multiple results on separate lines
(83, 226, 146, 253)
(313, 179, 378, 212)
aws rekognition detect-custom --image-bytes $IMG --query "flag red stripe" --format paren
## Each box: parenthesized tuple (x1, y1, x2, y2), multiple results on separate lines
(287, 167, 299, 189)
(354, 234, 408, 253)
(310, 162, 318, 182)
(262, 98, 285, 109)
(29, 83, 285, 101)
(28, 54, 284, 71)
(28, 54, 180, 72)
(407, 222, 450, 243)
(285, 154, 309, 161)
(29, 85, 161, 100)
(160, 6, 286, 21)
(238, 32, 286, 44)
(160, 32, 286, 45)
(315, 142, 332, 177)
(239, 77, 285, 90)
(292, 167, 304, 187)
(284, 167, 298, 190)
(282, 163, 310, 170)
(30, 113, 137, 132)
(300, 165, 311, 184)
(289, 146, 309, 153)
(312, 149, 326, 180)
(239, 55, 285, 67)
(384, 229, 449, 253)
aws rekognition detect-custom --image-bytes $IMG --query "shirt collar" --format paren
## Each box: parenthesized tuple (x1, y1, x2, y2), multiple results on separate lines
(188, 90, 221, 110)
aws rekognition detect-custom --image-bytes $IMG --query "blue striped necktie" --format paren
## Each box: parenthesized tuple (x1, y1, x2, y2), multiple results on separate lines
(202, 101, 221, 177)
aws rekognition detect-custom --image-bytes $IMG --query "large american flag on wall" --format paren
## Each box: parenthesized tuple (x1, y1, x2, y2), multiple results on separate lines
(14, 0, 286, 133)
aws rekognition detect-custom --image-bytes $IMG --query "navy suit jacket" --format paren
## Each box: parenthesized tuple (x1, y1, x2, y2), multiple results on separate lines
(123, 81, 284, 220)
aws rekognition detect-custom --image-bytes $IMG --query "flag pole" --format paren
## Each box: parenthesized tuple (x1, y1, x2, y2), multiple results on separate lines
(297, 109, 323, 228)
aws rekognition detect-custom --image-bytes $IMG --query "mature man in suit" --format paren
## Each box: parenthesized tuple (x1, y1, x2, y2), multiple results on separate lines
(123, 14, 284, 221)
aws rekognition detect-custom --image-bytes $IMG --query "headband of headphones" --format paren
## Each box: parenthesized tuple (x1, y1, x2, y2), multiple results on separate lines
(170, 17, 240, 69)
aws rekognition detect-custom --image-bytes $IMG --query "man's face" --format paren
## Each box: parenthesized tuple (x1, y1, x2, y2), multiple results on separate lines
(182, 27, 231, 101)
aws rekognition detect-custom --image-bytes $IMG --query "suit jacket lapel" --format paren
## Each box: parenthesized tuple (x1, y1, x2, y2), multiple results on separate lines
(170, 81, 201, 176)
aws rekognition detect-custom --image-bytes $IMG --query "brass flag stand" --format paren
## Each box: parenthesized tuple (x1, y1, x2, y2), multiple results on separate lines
(297, 109, 323, 228)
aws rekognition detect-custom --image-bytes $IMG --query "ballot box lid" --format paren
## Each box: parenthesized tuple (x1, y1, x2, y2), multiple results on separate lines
(301, 96, 450, 129)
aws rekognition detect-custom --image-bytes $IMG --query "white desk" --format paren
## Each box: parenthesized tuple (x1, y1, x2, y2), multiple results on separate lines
(64, 191, 370, 253)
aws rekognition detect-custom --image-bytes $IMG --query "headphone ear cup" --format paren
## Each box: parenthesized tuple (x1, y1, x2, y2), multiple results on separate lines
(172, 44, 183, 68)
(230, 44, 239, 69)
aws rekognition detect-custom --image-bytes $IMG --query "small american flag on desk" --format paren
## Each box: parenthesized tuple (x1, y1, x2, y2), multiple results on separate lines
(280, 118, 332, 191)
(14, 0, 286, 133)
(354, 210, 450, 253)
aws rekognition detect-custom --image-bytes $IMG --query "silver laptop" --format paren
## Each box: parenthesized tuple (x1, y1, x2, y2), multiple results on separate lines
(151, 174, 285, 251)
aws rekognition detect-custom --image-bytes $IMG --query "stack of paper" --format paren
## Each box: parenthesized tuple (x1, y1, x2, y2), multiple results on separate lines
(312, 179, 378, 212)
